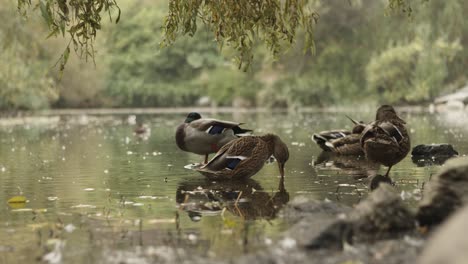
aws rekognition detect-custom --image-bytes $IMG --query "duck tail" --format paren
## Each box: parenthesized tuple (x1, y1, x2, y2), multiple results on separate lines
(312, 134, 335, 151)
(345, 115, 360, 125)
(233, 126, 253, 135)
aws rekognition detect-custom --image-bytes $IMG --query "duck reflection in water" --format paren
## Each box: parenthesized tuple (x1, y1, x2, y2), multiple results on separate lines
(314, 151, 380, 180)
(314, 151, 390, 190)
(176, 178, 289, 221)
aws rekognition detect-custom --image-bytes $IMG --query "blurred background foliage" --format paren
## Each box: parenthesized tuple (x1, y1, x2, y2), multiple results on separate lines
(1, 0, 467, 110)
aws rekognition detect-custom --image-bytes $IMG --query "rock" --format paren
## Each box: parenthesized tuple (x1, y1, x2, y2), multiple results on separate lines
(279, 198, 352, 248)
(417, 205, 468, 264)
(411, 144, 458, 166)
(348, 183, 415, 241)
(298, 184, 415, 250)
(280, 196, 352, 223)
(416, 157, 468, 226)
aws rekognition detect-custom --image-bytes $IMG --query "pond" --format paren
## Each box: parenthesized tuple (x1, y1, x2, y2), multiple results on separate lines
(0, 109, 467, 263)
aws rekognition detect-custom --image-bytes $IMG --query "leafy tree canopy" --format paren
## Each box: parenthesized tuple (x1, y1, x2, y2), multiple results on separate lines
(17, 0, 417, 70)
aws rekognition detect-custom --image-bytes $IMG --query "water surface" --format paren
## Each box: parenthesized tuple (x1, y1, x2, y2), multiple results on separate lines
(0, 110, 467, 263)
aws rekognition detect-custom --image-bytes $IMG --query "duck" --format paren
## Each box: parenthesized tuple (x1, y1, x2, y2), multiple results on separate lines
(360, 105, 410, 177)
(176, 112, 252, 163)
(195, 134, 289, 180)
(312, 116, 366, 155)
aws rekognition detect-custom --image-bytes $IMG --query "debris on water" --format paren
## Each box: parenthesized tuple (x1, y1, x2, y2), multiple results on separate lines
(126, 151, 133, 155)
(11, 208, 33, 212)
(42, 239, 65, 264)
(104, 169, 109, 174)
(71, 204, 96, 209)
(148, 219, 176, 224)
(64, 224, 76, 233)
(400, 190, 412, 201)
(187, 233, 198, 242)
(83, 188, 95, 191)
(47, 196, 58, 201)
(7, 196, 27, 204)
(127, 115, 136, 125)
(338, 184, 355, 187)
(279, 237, 297, 249)
(1, 166, 6, 172)
(133, 203, 144, 207)
(184, 163, 202, 170)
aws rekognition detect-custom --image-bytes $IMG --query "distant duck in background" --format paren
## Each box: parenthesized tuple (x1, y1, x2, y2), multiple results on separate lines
(360, 105, 410, 177)
(195, 134, 289, 180)
(176, 112, 252, 164)
(312, 116, 366, 155)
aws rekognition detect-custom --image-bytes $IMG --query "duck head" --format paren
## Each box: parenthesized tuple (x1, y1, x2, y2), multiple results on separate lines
(261, 134, 290, 177)
(184, 112, 202, 123)
(375, 105, 405, 123)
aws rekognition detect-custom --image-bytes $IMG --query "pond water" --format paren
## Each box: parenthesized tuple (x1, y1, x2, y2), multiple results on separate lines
(0, 110, 467, 263)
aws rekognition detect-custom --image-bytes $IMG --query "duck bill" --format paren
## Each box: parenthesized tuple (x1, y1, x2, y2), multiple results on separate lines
(278, 162, 285, 178)
(396, 115, 406, 124)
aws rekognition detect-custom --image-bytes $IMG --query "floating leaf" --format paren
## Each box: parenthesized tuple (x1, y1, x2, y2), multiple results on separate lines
(8, 196, 27, 204)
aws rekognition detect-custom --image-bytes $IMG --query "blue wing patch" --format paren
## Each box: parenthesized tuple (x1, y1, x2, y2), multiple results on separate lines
(226, 158, 241, 170)
(207, 125, 225, 135)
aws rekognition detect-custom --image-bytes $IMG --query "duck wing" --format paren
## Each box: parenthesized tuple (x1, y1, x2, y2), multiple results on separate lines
(329, 134, 363, 155)
(190, 118, 252, 135)
(200, 137, 261, 171)
(313, 130, 351, 151)
(360, 121, 404, 147)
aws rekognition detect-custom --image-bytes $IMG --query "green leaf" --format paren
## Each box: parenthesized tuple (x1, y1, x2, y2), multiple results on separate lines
(39, 0, 52, 27)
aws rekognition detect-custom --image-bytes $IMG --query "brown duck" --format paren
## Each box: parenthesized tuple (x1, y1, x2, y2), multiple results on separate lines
(360, 105, 410, 177)
(195, 134, 289, 180)
(312, 116, 366, 155)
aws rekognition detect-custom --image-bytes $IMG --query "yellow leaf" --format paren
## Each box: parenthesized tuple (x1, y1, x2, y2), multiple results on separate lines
(8, 196, 27, 204)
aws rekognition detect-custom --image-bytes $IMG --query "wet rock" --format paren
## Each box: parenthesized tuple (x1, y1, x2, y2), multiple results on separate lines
(411, 144, 458, 157)
(417, 157, 468, 226)
(417, 205, 468, 264)
(298, 184, 415, 250)
(349, 183, 415, 241)
(369, 174, 393, 190)
(279, 197, 352, 247)
(280, 196, 352, 223)
(411, 144, 458, 166)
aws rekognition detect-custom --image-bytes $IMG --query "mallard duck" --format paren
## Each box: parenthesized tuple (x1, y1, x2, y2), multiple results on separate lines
(195, 134, 289, 180)
(175, 112, 252, 163)
(360, 105, 410, 177)
(312, 116, 366, 155)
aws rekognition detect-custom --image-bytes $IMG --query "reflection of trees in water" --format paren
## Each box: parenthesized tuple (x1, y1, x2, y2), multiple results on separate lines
(176, 178, 289, 221)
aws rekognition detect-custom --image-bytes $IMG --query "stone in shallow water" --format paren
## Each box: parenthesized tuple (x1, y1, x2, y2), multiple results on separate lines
(411, 144, 458, 166)
(417, 157, 468, 226)
(278, 184, 416, 252)
(417, 205, 468, 264)
(411, 144, 458, 157)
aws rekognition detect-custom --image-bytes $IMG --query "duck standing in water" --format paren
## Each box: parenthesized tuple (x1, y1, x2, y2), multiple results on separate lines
(360, 105, 410, 177)
(176, 112, 252, 163)
(312, 116, 366, 155)
(195, 134, 289, 180)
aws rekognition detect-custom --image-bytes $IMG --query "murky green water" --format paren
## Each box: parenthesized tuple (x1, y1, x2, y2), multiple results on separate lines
(0, 110, 467, 263)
